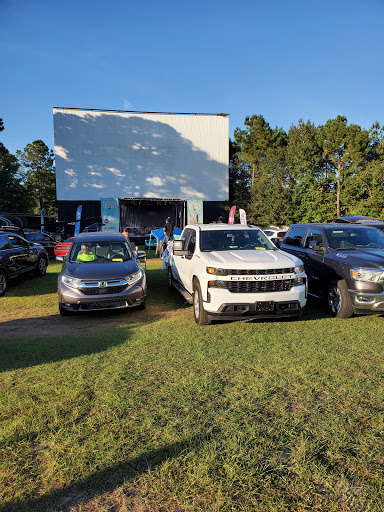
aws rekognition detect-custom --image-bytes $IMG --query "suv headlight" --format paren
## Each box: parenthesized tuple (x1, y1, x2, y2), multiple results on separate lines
(61, 275, 82, 289)
(351, 267, 384, 282)
(126, 269, 143, 285)
(207, 267, 228, 276)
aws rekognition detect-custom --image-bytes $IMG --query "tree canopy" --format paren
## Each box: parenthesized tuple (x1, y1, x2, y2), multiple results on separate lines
(230, 115, 384, 226)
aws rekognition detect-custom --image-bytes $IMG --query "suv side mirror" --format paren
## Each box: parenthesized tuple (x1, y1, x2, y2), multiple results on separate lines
(308, 240, 325, 252)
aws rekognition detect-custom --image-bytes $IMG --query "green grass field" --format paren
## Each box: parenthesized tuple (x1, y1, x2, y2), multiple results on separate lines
(1, 259, 384, 511)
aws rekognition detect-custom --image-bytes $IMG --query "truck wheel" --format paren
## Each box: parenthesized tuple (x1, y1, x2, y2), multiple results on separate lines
(0, 271, 7, 296)
(35, 255, 47, 276)
(167, 266, 174, 290)
(327, 280, 354, 318)
(193, 280, 211, 325)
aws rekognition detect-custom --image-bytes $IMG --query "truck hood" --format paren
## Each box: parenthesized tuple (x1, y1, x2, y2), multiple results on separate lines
(334, 248, 384, 268)
(202, 249, 303, 269)
(64, 259, 140, 280)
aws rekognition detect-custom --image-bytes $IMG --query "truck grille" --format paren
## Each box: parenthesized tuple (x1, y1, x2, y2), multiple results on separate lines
(227, 279, 294, 293)
(228, 268, 294, 275)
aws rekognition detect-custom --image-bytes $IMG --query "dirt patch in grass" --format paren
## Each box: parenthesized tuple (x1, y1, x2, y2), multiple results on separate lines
(0, 307, 190, 339)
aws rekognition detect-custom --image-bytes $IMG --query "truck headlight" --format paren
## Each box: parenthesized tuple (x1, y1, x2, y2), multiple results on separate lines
(351, 267, 384, 282)
(207, 267, 228, 276)
(61, 275, 82, 289)
(294, 265, 304, 274)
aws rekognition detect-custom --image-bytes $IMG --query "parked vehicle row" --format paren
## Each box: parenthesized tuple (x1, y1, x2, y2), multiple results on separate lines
(3, 220, 384, 323)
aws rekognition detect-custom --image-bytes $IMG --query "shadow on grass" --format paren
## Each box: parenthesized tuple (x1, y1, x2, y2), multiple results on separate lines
(2, 433, 212, 512)
(0, 310, 139, 372)
(4, 271, 58, 297)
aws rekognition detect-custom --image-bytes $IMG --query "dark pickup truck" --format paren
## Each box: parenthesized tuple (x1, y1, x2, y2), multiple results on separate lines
(280, 223, 384, 318)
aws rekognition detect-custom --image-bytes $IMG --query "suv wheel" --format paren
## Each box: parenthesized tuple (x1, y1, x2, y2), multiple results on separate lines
(35, 255, 47, 276)
(0, 271, 7, 296)
(193, 279, 211, 325)
(327, 279, 354, 318)
(59, 302, 71, 316)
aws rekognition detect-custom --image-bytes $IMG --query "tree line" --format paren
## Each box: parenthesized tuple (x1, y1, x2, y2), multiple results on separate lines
(2, 114, 384, 225)
(0, 118, 56, 215)
(229, 114, 384, 226)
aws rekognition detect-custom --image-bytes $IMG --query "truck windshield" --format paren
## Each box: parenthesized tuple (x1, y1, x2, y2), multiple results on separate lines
(326, 227, 384, 250)
(200, 229, 274, 252)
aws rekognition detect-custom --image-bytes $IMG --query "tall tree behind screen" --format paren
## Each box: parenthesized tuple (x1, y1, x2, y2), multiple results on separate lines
(17, 140, 57, 215)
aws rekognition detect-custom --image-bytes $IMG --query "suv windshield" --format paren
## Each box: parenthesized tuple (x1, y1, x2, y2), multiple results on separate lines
(325, 227, 384, 250)
(69, 241, 134, 263)
(200, 229, 274, 252)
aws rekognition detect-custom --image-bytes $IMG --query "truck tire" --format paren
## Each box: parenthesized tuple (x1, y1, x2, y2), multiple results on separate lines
(327, 279, 354, 318)
(0, 270, 7, 296)
(193, 279, 211, 325)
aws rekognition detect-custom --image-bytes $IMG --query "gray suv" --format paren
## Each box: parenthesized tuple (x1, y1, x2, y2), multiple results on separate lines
(57, 232, 146, 315)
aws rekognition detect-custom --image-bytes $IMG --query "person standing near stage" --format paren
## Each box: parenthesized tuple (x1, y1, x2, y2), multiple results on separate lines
(163, 217, 174, 244)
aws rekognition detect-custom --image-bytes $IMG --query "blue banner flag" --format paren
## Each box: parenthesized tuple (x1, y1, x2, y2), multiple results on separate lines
(74, 205, 82, 237)
(41, 209, 45, 233)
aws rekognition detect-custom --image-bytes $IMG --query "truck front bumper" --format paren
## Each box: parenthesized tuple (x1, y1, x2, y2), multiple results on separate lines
(349, 289, 384, 313)
(204, 285, 307, 320)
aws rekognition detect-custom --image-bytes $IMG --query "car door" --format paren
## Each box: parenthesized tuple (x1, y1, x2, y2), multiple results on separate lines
(302, 228, 329, 297)
(174, 228, 197, 294)
(7, 235, 36, 273)
(0, 234, 18, 277)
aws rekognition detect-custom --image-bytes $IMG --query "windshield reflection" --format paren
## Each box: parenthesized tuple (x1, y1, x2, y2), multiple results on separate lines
(200, 229, 274, 252)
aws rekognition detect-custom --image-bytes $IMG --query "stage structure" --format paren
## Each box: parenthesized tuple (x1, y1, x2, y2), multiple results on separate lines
(53, 108, 229, 233)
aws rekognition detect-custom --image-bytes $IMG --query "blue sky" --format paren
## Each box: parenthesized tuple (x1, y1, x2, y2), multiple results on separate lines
(1, 0, 384, 156)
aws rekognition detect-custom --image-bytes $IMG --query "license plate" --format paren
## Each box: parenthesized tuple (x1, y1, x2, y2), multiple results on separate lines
(255, 301, 274, 311)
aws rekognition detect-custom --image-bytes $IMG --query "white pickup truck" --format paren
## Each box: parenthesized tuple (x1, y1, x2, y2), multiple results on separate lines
(167, 224, 307, 325)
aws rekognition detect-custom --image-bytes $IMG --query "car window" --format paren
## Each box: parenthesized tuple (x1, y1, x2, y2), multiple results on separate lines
(284, 227, 307, 247)
(264, 230, 274, 237)
(0, 235, 11, 250)
(8, 235, 29, 249)
(186, 230, 196, 254)
(304, 229, 323, 248)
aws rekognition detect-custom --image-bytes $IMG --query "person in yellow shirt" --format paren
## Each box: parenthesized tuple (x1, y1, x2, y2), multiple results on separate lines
(76, 244, 97, 261)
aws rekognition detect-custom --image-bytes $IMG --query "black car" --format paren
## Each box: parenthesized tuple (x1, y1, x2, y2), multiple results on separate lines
(0, 231, 49, 296)
(23, 231, 57, 258)
(280, 223, 384, 318)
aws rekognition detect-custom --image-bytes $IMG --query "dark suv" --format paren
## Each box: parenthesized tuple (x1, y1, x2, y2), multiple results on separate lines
(280, 223, 384, 318)
(0, 231, 49, 296)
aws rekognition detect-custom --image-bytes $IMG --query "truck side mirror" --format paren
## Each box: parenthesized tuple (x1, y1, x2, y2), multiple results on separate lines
(308, 240, 325, 252)
(173, 239, 189, 256)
